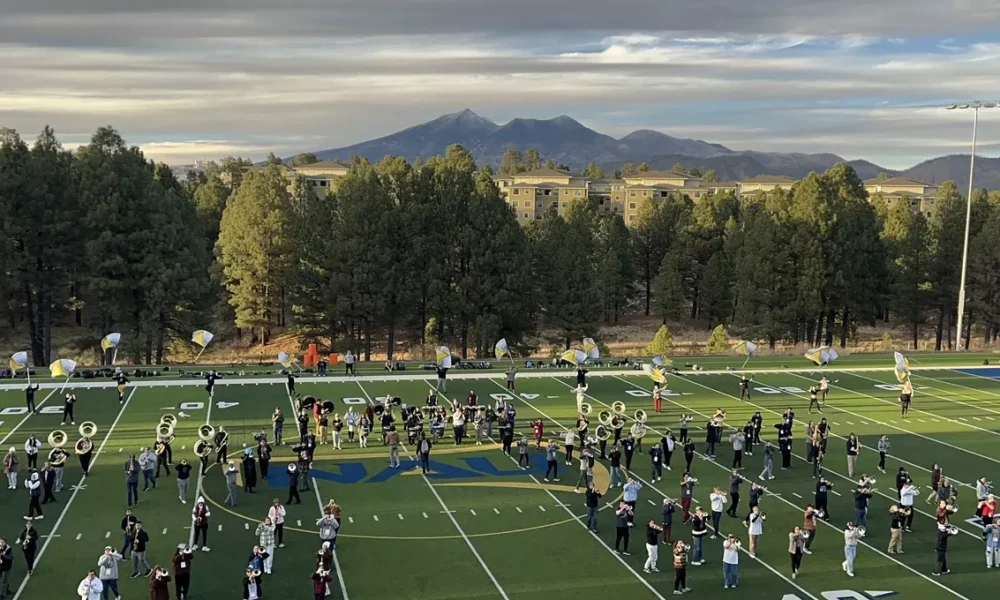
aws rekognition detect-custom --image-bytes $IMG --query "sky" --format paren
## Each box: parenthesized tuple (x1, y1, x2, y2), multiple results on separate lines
(4, 0, 1000, 168)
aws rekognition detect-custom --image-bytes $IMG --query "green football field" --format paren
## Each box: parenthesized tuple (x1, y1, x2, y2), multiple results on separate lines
(2, 354, 1000, 600)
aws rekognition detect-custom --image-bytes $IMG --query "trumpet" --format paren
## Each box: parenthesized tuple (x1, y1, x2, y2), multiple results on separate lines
(634, 409, 648, 424)
(595, 425, 611, 441)
(938, 523, 960, 536)
(321, 400, 335, 415)
(248, 568, 262, 579)
(598, 410, 612, 426)
(945, 504, 959, 515)
(580, 402, 593, 417)
(611, 401, 627, 416)
(48, 430, 68, 449)
(156, 568, 169, 579)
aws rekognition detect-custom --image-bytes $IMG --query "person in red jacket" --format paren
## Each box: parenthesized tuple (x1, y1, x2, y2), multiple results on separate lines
(149, 565, 171, 600)
(173, 545, 193, 600)
(311, 566, 332, 600)
(653, 383, 663, 413)
(532, 419, 544, 450)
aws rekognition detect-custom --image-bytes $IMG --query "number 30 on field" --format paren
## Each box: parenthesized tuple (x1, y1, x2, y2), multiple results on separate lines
(0, 406, 62, 415)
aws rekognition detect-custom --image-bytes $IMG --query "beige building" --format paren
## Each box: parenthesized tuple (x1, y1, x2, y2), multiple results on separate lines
(736, 175, 798, 195)
(864, 177, 939, 219)
(241, 160, 351, 195)
(496, 168, 591, 225)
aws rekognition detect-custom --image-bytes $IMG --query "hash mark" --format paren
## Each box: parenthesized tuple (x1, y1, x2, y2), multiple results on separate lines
(516, 507, 522, 513)
(539, 505, 546, 512)
(792, 492, 802, 499)
(297, 520, 302, 527)
(218, 525, 222, 531)
(162, 528, 167, 535)
(373, 515, 379, 522)
(398, 514, 404, 520)
(76, 533, 82, 540)
(470, 510, 477, 516)
(105, 532, 111, 539)
(832, 490, 842, 496)
(422, 512, 428, 519)
(244, 523, 249, 530)
(493, 508, 500, 514)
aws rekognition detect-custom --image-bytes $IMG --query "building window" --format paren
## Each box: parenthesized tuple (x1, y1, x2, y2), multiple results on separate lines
(523, 213, 529, 219)
(544, 190, 551, 196)
(513, 188, 519, 195)
(320, 180, 328, 187)
(629, 203, 637, 210)
(535, 214, 542, 220)
(630, 191, 636, 197)
(642, 191, 648, 197)
(524, 201, 531, 208)
(560, 202, 567, 208)
(575, 190, 581, 196)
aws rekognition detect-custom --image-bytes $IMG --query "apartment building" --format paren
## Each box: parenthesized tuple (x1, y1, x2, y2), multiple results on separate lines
(241, 160, 351, 194)
(863, 177, 940, 219)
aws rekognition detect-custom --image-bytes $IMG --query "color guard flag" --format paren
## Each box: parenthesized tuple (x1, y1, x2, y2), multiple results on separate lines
(494, 338, 509, 360)
(894, 352, 910, 383)
(582, 338, 600, 361)
(435, 346, 453, 369)
(735, 341, 758, 356)
(191, 330, 214, 348)
(101, 333, 122, 351)
(278, 352, 297, 368)
(642, 363, 668, 384)
(652, 355, 674, 368)
(9, 351, 28, 372)
(49, 358, 77, 378)
(561, 349, 587, 367)
(804, 347, 829, 366)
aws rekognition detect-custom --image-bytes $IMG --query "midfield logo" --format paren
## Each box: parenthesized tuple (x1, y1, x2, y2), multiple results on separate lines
(782, 591, 896, 600)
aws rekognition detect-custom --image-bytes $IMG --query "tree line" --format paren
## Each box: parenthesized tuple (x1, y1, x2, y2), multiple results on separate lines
(3, 126, 1000, 365)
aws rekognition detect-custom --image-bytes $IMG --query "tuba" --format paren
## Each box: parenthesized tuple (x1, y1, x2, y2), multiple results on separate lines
(634, 409, 648, 424)
(194, 424, 215, 458)
(157, 421, 175, 443)
(580, 402, 592, 417)
(630, 422, 647, 439)
(597, 410, 612, 426)
(76, 422, 97, 454)
(611, 401, 626, 416)
(595, 424, 611, 441)
(160, 414, 177, 428)
(300, 396, 317, 411)
(321, 400, 335, 415)
(48, 430, 68, 449)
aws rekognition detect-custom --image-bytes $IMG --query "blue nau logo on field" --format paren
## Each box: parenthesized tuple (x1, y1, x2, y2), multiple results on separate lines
(268, 454, 569, 487)
(782, 592, 896, 600)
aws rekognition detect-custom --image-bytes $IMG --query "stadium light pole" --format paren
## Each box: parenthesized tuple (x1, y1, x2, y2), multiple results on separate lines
(946, 101, 996, 350)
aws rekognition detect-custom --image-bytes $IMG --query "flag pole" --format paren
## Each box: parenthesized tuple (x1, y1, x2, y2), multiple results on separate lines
(741, 355, 751, 369)
(26, 366, 31, 386)
(112, 347, 118, 366)
(194, 346, 207, 364)
(59, 375, 71, 394)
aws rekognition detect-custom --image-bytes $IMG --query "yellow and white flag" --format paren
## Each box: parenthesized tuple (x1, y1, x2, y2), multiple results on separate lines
(735, 341, 758, 356)
(494, 338, 509, 360)
(652, 355, 674, 368)
(582, 338, 600, 361)
(191, 330, 214, 348)
(435, 346, 453, 369)
(101, 333, 122, 351)
(9, 351, 28, 372)
(894, 352, 910, 383)
(278, 352, 297, 368)
(642, 363, 668, 384)
(804, 347, 825, 366)
(561, 349, 587, 367)
(49, 358, 77, 378)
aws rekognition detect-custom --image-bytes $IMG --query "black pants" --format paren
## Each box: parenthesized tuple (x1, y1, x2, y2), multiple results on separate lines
(626, 501, 636, 525)
(216, 447, 227, 464)
(28, 496, 43, 517)
(42, 486, 55, 504)
(545, 460, 557, 479)
(685, 453, 693, 471)
(625, 451, 633, 471)
(199, 455, 208, 471)
(728, 493, 740, 516)
(502, 437, 512, 455)
(193, 524, 208, 546)
(80, 454, 92, 476)
(454, 425, 464, 445)
(754, 428, 762, 444)
(23, 548, 36, 571)
(27, 454, 37, 469)
(599, 440, 607, 459)
(935, 549, 948, 574)
(165, 444, 173, 464)
(260, 460, 269, 479)
(879, 452, 886, 470)
(816, 498, 829, 520)
(156, 456, 171, 477)
(615, 526, 629, 551)
(679, 429, 688, 442)
(805, 528, 816, 549)
(26, 399, 36, 413)
(664, 450, 673, 467)
(62, 406, 74, 422)
(276, 523, 284, 545)
(740, 387, 750, 400)
(566, 446, 574, 463)
(733, 450, 743, 469)
(905, 511, 914, 529)
(745, 438, 753, 455)
(791, 550, 802, 572)
(175, 573, 190, 597)
(781, 449, 791, 468)
(288, 485, 301, 504)
(674, 568, 686, 591)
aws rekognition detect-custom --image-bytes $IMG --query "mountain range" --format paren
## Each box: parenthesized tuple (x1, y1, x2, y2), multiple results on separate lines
(306, 109, 1000, 188)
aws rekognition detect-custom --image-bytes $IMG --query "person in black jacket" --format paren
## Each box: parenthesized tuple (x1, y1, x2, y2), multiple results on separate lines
(622, 435, 636, 471)
(16, 522, 38, 575)
(286, 464, 301, 505)
(242, 450, 257, 493)
(41, 464, 56, 504)
(24, 384, 40, 413)
(242, 567, 263, 600)
(934, 526, 953, 576)
(683, 439, 695, 472)
(257, 440, 271, 480)
(0, 536, 12, 597)
(130, 522, 151, 578)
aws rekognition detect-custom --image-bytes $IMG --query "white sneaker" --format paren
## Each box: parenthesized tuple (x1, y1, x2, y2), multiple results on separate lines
(842, 561, 848, 572)
(202, 546, 211, 552)
(847, 571, 854, 577)
(803, 549, 812, 555)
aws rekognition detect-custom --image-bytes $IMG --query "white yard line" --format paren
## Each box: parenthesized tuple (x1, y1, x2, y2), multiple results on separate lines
(187, 386, 215, 547)
(13, 387, 137, 600)
(0, 387, 61, 447)
(357, 382, 509, 600)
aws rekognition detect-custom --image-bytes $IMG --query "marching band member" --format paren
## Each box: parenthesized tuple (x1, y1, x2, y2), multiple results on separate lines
(729, 429, 745, 469)
(174, 458, 192, 504)
(77, 570, 103, 600)
(934, 522, 956, 576)
(531, 418, 544, 450)
(576, 366, 588, 388)
(977, 477, 993, 518)
(842, 522, 864, 577)
(129, 522, 151, 579)
(271, 408, 284, 446)
(61, 393, 76, 426)
(224, 461, 239, 506)
(242, 567, 263, 600)
(24, 383, 40, 413)
(899, 481, 918, 532)
(704, 418, 718, 459)
(585, 482, 603, 532)
(256, 518, 276, 575)
(25, 472, 43, 520)
(673, 540, 691, 594)
(3, 447, 18, 490)
(257, 438, 271, 480)
(205, 371, 220, 400)
(317, 542, 332, 572)
(121, 508, 138, 558)
(317, 411, 328, 445)
(986, 517, 1000, 568)
(344, 407, 357, 444)
(661, 431, 675, 470)
(899, 378, 913, 417)
(980, 495, 997, 527)
(925, 463, 943, 505)
(854, 482, 873, 529)
(888, 505, 906, 554)
(819, 376, 829, 402)
(679, 415, 692, 443)
(895, 467, 909, 500)
(517, 434, 530, 469)
(451, 407, 466, 445)
(268, 499, 287, 548)
(643, 520, 663, 573)
(563, 428, 576, 465)
(544, 439, 560, 482)
(623, 478, 642, 527)
(845, 433, 860, 479)
(286, 464, 301, 505)
(574, 447, 593, 492)
(788, 527, 807, 579)
(0, 537, 11, 598)
(359, 413, 371, 448)
(649, 442, 663, 482)
(474, 409, 485, 446)
(16, 521, 38, 574)
(661, 498, 675, 545)
(614, 502, 632, 554)
(726, 470, 742, 517)
(115, 371, 130, 404)
(814, 477, 833, 521)
(691, 507, 708, 565)
(416, 432, 432, 475)
(386, 426, 400, 468)
(739, 374, 753, 401)
(138, 447, 157, 492)
(679, 474, 695, 523)
(683, 438, 695, 473)
(215, 427, 230, 464)
(317, 514, 340, 550)
(876, 435, 891, 474)
(312, 566, 333, 600)
(153, 438, 170, 478)
(505, 366, 517, 391)
(747, 505, 765, 557)
(576, 412, 589, 439)
(97, 545, 124, 600)
(653, 382, 663, 413)
(808, 386, 822, 414)
(722, 533, 741, 588)
(242, 448, 257, 493)
(709, 487, 727, 539)
(803, 506, 817, 554)
(296, 410, 310, 445)
(41, 462, 56, 504)
(24, 435, 41, 470)
(742, 420, 754, 457)
(297, 444, 312, 491)
(173, 545, 194, 600)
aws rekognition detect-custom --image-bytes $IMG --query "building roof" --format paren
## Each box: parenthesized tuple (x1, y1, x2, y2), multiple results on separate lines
(863, 176, 933, 187)
(516, 167, 574, 178)
(874, 190, 935, 199)
(739, 175, 798, 185)
(294, 160, 351, 170)
(625, 184, 682, 191)
(625, 170, 701, 181)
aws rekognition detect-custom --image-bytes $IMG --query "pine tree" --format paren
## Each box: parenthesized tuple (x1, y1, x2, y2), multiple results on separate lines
(706, 324, 729, 353)
(645, 325, 674, 355)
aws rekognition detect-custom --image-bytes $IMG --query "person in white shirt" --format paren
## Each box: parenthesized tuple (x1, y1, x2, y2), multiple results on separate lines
(899, 483, 918, 533)
(748, 506, 766, 557)
(564, 430, 576, 465)
(268, 499, 287, 548)
(344, 351, 356, 376)
(843, 522, 864, 577)
(722, 534, 740, 589)
(575, 386, 587, 413)
(709, 488, 727, 539)
(23, 435, 42, 471)
(77, 570, 103, 600)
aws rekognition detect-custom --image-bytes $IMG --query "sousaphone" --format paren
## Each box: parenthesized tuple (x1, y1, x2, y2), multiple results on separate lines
(75, 422, 97, 454)
(595, 424, 611, 441)
(597, 410, 612, 426)
(321, 400, 336, 415)
(579, 402, 592, 417)
(194, 424, 215, 458)
(611, 401, 627, 416)
(47, 430, 68, 466)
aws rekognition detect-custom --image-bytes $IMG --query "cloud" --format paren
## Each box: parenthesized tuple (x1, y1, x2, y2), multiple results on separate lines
(2, 1, 1000, 166)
